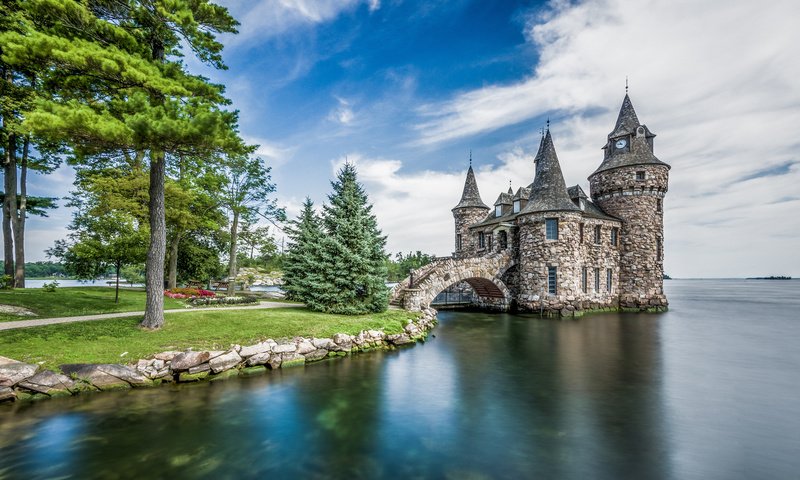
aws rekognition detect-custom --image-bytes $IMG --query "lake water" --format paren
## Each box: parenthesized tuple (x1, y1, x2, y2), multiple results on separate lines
(1, 279, 798, 479)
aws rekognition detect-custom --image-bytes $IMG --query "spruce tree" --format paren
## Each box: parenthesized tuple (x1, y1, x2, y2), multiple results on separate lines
(282, 198, 324, 302)
(316, 164, 388, 314)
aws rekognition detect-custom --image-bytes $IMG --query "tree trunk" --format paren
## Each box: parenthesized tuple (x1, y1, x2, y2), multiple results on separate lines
(227, 211, 239, 296)
(13, 136, 29, 288)
(141, 151, 166, 329)
(115, 261, 121, 304)
(2, 134, 17, 279)
(167, 231, 181, 289)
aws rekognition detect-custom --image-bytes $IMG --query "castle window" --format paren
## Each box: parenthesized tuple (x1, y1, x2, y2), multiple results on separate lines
(594, 268, 600, 292)
(478, 232, 485, 249)
(657, 199, 662, 212)
(581, 267, 588, 293)
(495, 205, 502, 217)
(594, 225, 601, 244)
(487, 234, 493, 251)
(656, 236, 662, 260)
(636, 171, 646, 181)
(498, 230, 508, 250)
(546, 218, 559, 240)
(456, 234, 462, 251)
(607, 268, 613, 292)
(611, 227, 618, 246)
(513, 200, 520, 213)
(579, 223, 584, 243)
(548, 266, 557, 295)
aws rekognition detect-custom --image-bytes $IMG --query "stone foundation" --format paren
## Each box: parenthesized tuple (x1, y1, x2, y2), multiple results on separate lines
(0, 309, 438, 404)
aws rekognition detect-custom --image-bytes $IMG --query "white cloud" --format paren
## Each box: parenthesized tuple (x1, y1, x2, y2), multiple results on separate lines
(328, 97, 356, 125)
(410, 0, 800, 277)
(332, 151, 540, 258)
(219, 0, 372, 46)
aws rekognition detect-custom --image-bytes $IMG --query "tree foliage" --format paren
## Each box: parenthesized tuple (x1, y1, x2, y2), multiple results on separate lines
(1, 0, 243, 328)
(386, 251, 436, 282)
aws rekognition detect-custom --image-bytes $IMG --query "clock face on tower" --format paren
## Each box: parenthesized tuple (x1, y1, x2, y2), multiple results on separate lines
(615, 139, 627, 150)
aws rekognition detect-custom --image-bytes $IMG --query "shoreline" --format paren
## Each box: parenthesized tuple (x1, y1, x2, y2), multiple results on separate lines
(0, 308, 437, 405)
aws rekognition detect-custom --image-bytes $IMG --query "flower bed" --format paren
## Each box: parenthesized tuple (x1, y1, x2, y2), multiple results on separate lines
(164, 288, 216, 299)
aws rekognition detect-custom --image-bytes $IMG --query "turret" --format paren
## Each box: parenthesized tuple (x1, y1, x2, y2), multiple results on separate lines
(588, 93, 670, 309)
(452, 160, 489, 258)
(517, 130, 583, 311)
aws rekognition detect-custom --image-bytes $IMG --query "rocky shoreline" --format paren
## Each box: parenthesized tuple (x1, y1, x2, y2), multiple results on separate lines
(0, 308, 437, 404)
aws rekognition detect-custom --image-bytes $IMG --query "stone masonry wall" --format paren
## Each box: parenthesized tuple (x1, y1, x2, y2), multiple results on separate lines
(590, 164, 669, 309)
(453, 207, 489, 258)
(516, 211, 622, 315)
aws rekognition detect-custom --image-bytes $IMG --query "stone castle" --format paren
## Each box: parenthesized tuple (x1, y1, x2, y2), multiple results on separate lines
(447, 93, 669, 314)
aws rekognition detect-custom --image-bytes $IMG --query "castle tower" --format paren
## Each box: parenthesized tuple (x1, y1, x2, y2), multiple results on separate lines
(588, 94, 670, 309)
(517, 129, 582, 311)
(452, 162, 489, 258)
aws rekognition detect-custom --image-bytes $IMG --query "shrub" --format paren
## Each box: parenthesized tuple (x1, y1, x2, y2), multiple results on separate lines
(0, 275, 13, 290)
(42, 280, 60, 292)
(187, 295, 259, 307)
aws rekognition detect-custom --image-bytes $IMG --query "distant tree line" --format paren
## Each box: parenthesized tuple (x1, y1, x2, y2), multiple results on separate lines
(385, 251, 436, 282)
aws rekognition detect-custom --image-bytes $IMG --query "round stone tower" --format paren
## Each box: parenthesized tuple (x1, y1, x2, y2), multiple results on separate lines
(452, 162, 489, 258)
(588, 94, 670, 310)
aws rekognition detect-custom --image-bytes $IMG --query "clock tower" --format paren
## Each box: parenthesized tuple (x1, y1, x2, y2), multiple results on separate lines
(588, 93, 670, 310)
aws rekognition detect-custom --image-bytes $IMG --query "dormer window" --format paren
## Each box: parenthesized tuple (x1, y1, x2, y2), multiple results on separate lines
(513, 200, 520, 213)
(636, 171, 646, 181)
(495, 205, 502, 217)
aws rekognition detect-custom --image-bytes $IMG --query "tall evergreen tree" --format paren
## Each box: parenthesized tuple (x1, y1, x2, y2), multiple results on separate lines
(316, 164, 388, 314)
(0, 0, 242, 328)
(283, 198, 323, 302)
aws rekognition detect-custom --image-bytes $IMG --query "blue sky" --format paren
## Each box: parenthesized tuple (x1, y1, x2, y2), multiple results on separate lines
(28, 0, 800, 277)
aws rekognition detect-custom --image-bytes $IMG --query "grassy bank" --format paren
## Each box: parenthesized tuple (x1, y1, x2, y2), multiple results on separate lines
(0, 287, 186, 322)
(0, 308, 417, 367)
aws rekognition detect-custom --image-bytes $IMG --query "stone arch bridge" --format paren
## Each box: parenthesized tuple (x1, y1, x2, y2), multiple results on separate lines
(390, 252, 515, 311)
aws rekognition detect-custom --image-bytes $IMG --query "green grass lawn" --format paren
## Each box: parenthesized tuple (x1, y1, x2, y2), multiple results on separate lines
(0, 308, 418, 367)
(0, 287, 187, 322)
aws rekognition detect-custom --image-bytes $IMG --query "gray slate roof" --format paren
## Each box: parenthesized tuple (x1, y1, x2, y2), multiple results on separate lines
(453, 166, 489, 210)
(520, 130, 580, 214)
(591, 94, 670, 177)
(494, 192, 513, 206)
(567, 184, 620, 221)
(607, 94, 640, 138)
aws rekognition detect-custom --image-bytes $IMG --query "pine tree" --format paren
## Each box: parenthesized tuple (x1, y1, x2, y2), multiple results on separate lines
(283, 198, 324, 302)
(314, 163, 388, 314)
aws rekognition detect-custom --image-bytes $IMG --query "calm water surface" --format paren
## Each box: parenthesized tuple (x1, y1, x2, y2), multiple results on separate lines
(1, 280, 798, 479)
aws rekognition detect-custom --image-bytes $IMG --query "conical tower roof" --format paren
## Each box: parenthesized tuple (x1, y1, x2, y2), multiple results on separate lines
(591, 93, 670, 177)
(453, 165, 489, 210)
(521, 130, 580, 214)
(608, 93, 640, 138)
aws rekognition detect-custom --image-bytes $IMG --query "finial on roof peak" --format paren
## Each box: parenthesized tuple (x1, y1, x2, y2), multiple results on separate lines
(469, 149, 472, 167)
(546, 117, 550, 131)
(625, 76, 629, 94)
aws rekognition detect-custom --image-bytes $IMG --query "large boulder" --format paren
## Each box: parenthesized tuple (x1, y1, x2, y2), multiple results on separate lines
(0, 362, 38, 388)
(0, 386, 15, 402)
(273, 343, 296, 354)
(304, 349, 328, 362)
(209, 351, 242, 374)
(280, 353, 305, 368)
(170, 351, 211, 371)
(60, 364, 149, 390)
(239, 341, 274, 358)
(295, 340, 316, 355)
(387, 333, 412, 345)
(246, 352, 271, 367)
(18, 370, 75, 396)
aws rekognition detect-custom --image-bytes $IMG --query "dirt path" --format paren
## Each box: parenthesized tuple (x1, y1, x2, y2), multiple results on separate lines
(0, 302, 303, 332)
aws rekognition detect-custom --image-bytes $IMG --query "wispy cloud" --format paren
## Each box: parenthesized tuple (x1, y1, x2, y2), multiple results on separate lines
(219, 0, 370, 46)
